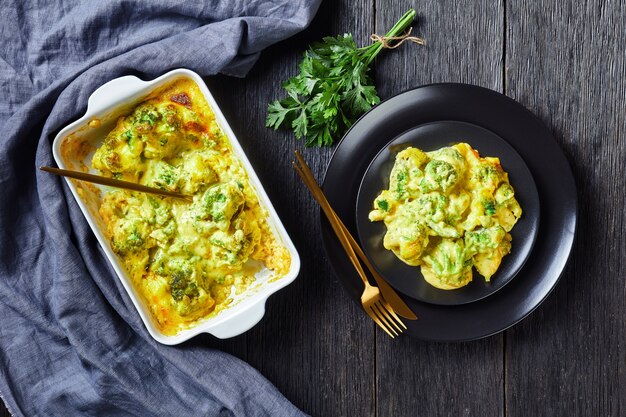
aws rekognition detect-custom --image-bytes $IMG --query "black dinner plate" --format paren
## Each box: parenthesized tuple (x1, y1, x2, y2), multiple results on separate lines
(355, 121, 540, 305)
(320, 83, 577, 342)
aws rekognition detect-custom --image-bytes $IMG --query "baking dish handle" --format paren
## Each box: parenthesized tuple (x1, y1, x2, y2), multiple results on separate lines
(208, 300, 267, 339)
(87, 76, 148, 112)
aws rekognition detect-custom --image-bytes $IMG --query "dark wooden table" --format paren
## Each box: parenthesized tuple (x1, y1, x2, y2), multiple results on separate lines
(3, 1, 624, 416)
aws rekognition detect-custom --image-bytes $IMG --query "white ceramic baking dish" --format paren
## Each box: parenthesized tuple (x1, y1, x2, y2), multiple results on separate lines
(51, 69, 300, 344)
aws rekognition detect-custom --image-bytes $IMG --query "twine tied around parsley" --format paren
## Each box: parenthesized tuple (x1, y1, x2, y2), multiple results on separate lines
(266, 9, 425, 147)
(370, 27, 425, 49)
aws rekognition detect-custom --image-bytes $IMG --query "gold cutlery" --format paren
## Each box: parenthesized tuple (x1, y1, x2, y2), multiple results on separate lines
(40, 166, 194, 202)
(339, 218, 418, 321)
(293, 150, 416, 337)
(293, 151, 417, 320)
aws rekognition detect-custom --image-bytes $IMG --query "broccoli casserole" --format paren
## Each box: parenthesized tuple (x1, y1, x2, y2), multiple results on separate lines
(369, 143, 521, 290)
(91, 79, 290, 335)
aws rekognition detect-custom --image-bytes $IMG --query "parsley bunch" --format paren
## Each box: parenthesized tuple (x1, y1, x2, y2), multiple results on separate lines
(266, 9, 417, 147)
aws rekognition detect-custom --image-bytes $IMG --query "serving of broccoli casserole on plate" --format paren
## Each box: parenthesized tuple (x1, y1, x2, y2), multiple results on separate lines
(368, 143, 522, 290)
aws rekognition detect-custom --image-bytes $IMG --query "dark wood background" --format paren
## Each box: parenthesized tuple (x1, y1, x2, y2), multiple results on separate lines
(3, 0, 624, 416)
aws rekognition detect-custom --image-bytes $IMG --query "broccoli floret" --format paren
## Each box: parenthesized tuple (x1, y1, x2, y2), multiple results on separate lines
(495, 183, 515, 203)
(196, 182, 244, 224)
(160, 172, 175, 186)
(127, 229, 143, 246)
(160, 105, 181, 133)
(420, 160, 458, 192)
(395, 170, 409, 199)
(426, 239, 469, 279)
(133, 105, 161, 128)
(483, 199, 496, 215)
(465, 226, 506, 253)
(428, 148, 465, 174)
(111, 222, 146, 255)
(207, 193, 227, 221)
(148, 161, 179, 191)
(168, 262, 199, 301)
(411, 193, 459, 237)
(473, 163, 501, 190)
(122, 130, 134, 143)
(414, 193, 447, 221)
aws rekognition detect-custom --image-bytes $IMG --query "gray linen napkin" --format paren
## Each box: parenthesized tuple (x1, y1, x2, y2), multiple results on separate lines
(0, 0, 321, 415)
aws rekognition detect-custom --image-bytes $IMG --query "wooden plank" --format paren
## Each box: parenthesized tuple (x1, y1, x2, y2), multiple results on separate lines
(505, 1, 626, 416)
(375, 1, 505, 416)
(185, 333, 248, 362)
(206, 1, 377, 416)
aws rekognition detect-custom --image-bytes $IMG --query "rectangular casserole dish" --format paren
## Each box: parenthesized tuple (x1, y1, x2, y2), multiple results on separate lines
(51, 69, 300, 345)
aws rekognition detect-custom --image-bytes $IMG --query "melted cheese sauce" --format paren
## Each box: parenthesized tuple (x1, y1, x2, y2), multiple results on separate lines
(369, 143, 521, 290)
(92, 79, 290, 334)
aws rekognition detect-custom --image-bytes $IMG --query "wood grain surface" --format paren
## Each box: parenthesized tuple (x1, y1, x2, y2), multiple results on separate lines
(3, 0, 625, 415)
(505, 1, 626, 416)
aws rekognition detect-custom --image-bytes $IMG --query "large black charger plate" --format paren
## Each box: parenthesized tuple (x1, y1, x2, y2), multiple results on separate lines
(355, 121, 540, 305)
(320, 83, 577, 341)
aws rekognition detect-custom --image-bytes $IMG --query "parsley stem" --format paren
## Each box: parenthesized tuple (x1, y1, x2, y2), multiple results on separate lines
(362, 9, 417, 66)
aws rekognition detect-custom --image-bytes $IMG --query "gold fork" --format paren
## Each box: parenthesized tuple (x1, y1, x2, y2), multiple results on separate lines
(293, 151, 406, 337)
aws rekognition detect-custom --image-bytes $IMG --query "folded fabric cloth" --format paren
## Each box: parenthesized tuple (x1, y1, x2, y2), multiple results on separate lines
(0, 1, 320, 415)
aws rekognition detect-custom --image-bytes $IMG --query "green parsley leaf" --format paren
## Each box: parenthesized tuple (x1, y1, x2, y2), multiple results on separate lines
(266, 9, 419, 147)
(266, 99, 298, 130)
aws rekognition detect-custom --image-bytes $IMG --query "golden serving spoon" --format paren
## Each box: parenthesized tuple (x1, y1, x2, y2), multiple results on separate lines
(40, 166, 193, 202)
